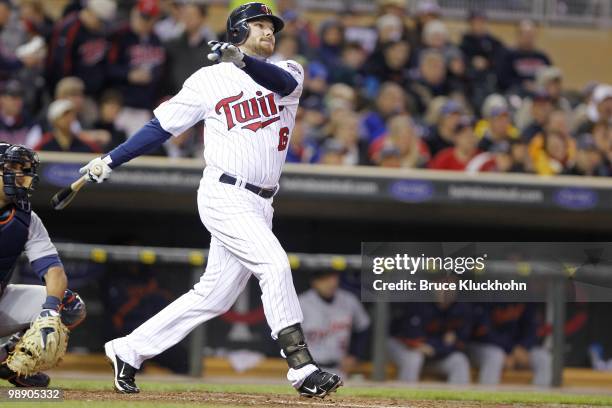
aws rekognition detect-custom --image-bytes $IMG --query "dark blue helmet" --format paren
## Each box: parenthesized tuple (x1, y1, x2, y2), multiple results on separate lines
(0, 144, 39, 211)
(226, 2, 284, 45)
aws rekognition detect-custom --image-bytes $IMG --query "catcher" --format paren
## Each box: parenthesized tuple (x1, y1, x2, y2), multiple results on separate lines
(0, 143, 86, 387)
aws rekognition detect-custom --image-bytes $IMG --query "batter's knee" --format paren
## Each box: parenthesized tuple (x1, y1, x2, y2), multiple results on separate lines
(60, 289, 86, 330)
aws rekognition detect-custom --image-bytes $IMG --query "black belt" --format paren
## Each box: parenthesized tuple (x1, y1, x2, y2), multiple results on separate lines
(219, 173, 276, 199)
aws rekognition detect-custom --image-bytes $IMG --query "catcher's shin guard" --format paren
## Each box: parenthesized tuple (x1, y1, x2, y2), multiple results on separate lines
(277, 324, 315, 369)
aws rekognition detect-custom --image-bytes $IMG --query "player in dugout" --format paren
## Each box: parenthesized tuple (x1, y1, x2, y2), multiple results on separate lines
(299, 270, 370, 379)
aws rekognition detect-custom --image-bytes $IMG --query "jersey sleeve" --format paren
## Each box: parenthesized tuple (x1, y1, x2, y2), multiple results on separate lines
(153, 69, 211, 136)
(25, 212, 62, 280)
(273, 60, 304, 106)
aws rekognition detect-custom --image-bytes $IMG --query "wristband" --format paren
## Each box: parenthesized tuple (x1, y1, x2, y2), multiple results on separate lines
(42, 295, 61, 311)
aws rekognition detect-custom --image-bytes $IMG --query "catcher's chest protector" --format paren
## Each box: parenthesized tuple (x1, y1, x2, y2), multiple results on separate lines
(0, 206, 31, 290)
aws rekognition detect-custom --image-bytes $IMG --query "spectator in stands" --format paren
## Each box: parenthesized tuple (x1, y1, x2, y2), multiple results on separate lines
(35, 99, 100, 153)
(299, 270, 370, 378)
(574, 84, 612, 135)
(414, 0, 441, 47)
(467, 141, 516, 173)
(270, 34, 302, 63)
(0, 0, 46, 101)
(0, 79, 40, 147)
(370, 114, 430, 168)
(446, 48, 472, 107)
(279, 9, 318, 58)
(108, 0, 166, 137)
(20, 0, 54, 41)
(164, 2, 215, 95)
(528, 126, 575, 176)
(377, 145, 402, 168)
(286, 109, 318, 163)
(520, 90, 554, 142)
(423, 99, 462, 156)
(429, 116, 479, 171)
(374, 0, 417, 50)
(420, 20, 461, 65)
(54, 76, 95, 128)
(0, 0, 28, 52)
(302, 61, 329, 109)
(388, 286, 472, 384)
(321, 111, 367, 166)
(408, 50, 450, 114)
(498, 20, 551, 95)
(470, 303, 552, 386)
(365, 40, 412, 89)
(154, 0, 184, 42)
(592, 121, 612, 166)
(317, 19, 345, 71)
(93, 89, 127, 152)
(361, 82, 408, 144)
(54, 76, 111, 148)
(317, 138, 345, 165)
(515, 67, 572, 130)
(460, 10, 505, 108)
(330, 42, 367, 87)
(46, 0, 116, 97)
(565, 133, 608, 176)
(571, 81, 598, 133)
(476, 94, 519, 152)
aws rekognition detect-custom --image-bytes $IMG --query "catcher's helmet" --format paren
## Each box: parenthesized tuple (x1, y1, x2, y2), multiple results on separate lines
(226, 2, 284, 45)
(0, 144, 39, 211)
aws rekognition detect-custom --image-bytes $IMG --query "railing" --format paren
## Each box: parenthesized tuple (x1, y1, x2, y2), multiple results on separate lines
(52, 242, 579, 386)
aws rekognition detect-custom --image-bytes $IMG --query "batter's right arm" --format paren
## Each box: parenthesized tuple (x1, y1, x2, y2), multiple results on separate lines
(81, 72, 209, 183)
(80, 118, 172, 183)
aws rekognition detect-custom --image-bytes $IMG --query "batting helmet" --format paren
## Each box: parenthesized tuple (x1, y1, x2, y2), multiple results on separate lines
(226, 2, 284, 45)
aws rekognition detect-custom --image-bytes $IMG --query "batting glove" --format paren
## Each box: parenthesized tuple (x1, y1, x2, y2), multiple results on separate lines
(207, 41, 245, 68)
(79, 156, 113, 183)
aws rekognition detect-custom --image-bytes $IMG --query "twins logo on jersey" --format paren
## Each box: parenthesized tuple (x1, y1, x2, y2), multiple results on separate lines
(215, 91, 280, 132)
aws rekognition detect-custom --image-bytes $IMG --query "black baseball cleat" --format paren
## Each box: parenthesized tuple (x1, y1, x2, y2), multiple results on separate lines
(104, 342, 140, 394)
(0, 364, 50, 387)
(298, 370, 343, 398)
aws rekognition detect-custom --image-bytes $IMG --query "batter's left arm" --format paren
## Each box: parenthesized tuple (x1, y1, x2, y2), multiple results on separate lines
(240, 55, 298, 96)
(207, 41, 302, 97)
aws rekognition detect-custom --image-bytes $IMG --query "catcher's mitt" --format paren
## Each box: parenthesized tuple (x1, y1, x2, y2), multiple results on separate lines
(6, 315, 69, 376)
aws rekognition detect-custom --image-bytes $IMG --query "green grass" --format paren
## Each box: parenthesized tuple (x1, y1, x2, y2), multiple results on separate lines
(3, 379, 612, 407)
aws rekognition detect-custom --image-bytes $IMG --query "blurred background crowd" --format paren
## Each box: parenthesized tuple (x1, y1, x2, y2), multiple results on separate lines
(0, 0, 611, 176)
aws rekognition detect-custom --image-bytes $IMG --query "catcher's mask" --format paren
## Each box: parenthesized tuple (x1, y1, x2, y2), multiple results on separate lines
(226, 2, 284, 45)
(0, 144, 39, 211)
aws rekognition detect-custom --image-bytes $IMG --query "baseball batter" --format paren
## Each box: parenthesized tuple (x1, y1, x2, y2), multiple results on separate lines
(80, 2, 342, 398)
(0, 143, 86, 387)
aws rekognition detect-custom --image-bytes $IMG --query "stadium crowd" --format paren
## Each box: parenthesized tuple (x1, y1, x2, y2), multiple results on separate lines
(0, 0, 611, 176)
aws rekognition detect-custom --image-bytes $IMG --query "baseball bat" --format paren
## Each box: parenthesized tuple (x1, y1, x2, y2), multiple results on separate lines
(50, 164, 102, 210)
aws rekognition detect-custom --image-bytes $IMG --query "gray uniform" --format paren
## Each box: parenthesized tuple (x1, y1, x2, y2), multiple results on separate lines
(299, 288, 370, 376)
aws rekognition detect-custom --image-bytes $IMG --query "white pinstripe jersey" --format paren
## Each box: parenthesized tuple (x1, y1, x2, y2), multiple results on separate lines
(154, 59, 304, 188)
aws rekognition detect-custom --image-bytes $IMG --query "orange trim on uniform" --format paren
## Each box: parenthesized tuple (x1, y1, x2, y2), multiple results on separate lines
(0, 208, 15, 225)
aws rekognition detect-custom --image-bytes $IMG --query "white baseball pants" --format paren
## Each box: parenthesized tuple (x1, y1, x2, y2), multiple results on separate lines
(110, 166, 314, 384)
